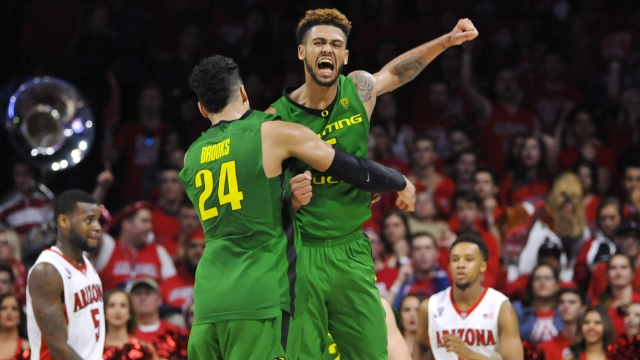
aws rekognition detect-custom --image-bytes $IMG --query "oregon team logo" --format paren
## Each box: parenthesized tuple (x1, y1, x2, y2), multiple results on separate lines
(340, 97, 349, 110)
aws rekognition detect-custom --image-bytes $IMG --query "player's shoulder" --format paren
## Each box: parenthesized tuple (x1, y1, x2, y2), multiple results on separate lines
(486, 287, 509, 301)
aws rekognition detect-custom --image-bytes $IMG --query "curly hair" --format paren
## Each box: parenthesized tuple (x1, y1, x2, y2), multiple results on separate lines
(189, 55, 242, 114)
(296, 9, 352, 45)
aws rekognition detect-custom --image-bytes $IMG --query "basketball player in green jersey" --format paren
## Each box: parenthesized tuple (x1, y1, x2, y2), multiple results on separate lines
(268, 8, 478, 359)
(182, 55, 415, 360)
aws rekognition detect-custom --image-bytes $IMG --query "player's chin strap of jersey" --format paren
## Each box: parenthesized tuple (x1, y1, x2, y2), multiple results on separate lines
(325, 148, 406, 193)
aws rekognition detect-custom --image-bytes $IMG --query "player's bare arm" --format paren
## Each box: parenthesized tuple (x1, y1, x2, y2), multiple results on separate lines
(29, 263, 83, 360)
(414, 298, 432, 360)
(497, 300, 524, 360)
(263, 120, 415, 210)
(382, 298, 412, 360)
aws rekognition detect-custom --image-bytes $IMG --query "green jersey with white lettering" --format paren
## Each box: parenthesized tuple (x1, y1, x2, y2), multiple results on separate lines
(271, 75, 371, 239)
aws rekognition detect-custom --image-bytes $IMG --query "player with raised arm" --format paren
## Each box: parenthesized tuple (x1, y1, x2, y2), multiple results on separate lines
(26, 190, 105, 360)
(414, 232, 523, 360)
(182, 55, 414, 359)
(267, 8, 478, 358)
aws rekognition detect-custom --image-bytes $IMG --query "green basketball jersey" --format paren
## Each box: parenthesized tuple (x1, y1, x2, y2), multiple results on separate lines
(271, 75, 371, 239)
(179, 110, 297, 324)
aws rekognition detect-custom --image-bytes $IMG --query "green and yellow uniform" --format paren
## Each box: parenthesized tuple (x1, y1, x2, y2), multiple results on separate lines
(272, 75, 387, 359)
(179, 110, 302, 360)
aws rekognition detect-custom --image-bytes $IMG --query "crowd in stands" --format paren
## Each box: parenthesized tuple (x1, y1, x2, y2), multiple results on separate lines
(1, 0, 640, 358)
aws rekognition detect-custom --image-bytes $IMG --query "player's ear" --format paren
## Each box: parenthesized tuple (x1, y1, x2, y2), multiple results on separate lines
(197, 102, 208, 118)
(57, 214, 70, 231)
(480, 260, 487, 274)
(344, 49, 349, 65)
(298, 44, 305, 60)
(239, 85, 248, 104)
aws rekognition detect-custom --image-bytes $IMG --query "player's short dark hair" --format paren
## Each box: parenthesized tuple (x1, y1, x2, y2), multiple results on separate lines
(296, 9, 352, 45)
(474, 167, 499, 186)
(409, 232, 437, 250)
(450, 231, 489, 262)
(413, 135, 437, 152)
(189, 55, 243, 114)
(558, 288, 586, 305)
(0, 264, 14, 283)
(53, 190, 96, 223)
(453, 190, 481, 209)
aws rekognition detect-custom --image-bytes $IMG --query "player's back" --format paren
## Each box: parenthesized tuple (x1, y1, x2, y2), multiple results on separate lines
(428, 287, 508, 360)
(271, 75, 372, 239)
(26, 246, 105, 359)
(179, 110, 293, 324)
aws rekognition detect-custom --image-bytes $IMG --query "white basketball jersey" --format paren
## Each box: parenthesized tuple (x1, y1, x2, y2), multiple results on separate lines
(428, 287, 508, 360)
(27, 246, 105, 360)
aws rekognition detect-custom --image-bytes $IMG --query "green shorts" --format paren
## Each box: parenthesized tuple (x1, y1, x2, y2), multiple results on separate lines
(188, 312, 297, 360)
(297, 231, 387, 359)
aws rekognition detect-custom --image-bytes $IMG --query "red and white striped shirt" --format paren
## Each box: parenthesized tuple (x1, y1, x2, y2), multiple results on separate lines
(0, 191, 52, 236)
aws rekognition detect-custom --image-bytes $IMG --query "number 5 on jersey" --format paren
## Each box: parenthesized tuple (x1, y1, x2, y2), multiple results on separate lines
(195, 160, 244, 220)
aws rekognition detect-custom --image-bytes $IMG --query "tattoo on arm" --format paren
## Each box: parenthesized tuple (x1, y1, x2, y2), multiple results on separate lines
(392, 55, 426, 86)
(349, 72, 374, 103)
(30, 264, 83, 360)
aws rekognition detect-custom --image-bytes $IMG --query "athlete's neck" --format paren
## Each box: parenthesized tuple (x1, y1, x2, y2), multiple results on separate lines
(452, 284, 485, 310)
(136, 312, 160, 327)
(55, 240, 84, 266)
(105, 326, 130, 347)
(208, 98, 250, 126)
(293, 79, 338, 110)
(561, 322, 577, 339)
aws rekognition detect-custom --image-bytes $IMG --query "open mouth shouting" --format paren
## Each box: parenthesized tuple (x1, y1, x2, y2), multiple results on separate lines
(317, 57, 335, 78)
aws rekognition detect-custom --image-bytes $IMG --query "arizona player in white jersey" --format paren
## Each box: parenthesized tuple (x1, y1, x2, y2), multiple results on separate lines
(414, 233, 523, 360)
(27, 190, 105, 360)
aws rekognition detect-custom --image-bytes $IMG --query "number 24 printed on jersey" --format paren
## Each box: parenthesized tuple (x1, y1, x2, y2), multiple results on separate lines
(195, 160, 244, 220)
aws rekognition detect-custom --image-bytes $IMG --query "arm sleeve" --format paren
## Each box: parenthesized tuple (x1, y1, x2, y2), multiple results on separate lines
(324, 148, 406, 193)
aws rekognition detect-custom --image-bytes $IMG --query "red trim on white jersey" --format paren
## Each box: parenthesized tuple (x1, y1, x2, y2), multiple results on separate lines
(449, 286, 489, 319)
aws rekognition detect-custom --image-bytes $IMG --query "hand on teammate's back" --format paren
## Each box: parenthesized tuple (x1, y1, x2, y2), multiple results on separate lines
(395, 176, 416, 212)
(447, 19, 479, 46)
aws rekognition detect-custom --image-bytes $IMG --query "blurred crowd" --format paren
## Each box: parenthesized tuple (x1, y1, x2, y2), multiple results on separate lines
(1, 0, 640, 358)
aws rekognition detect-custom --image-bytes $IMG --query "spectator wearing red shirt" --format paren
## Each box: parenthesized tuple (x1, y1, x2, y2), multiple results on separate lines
(441, 192, 502, 289)
(158, 200, 201, 261)
(452, 150, 477, 194)
(461, 58, 536, 175)
(513, 264, 563, 342)
(367, 228, 398, 298)
(107, 83, 170, 203)
(152, 166, 185, 244)
(573, 197, 621, 290)
(413, 81, 461, 159)
(594, 254, 640, 336)
(540, 288, 586, 360)
(407, 136, 456, 217)
(500, 135, 550, 206)
(506, 242, 576, 301)
(622, 158, 640, 220)
(0, 228, 27, 303)
(386, 233, 449, 311)
(575, 159, 602, 234)
(94, 203, 176, 291)
(128, 278, 182, 343)
(0, 162, 53, 258)
(588, 220, 640, 301)
(161, 227, 204, 311)
(557, 108, 616, 193)
(449, 167, 503, 242)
